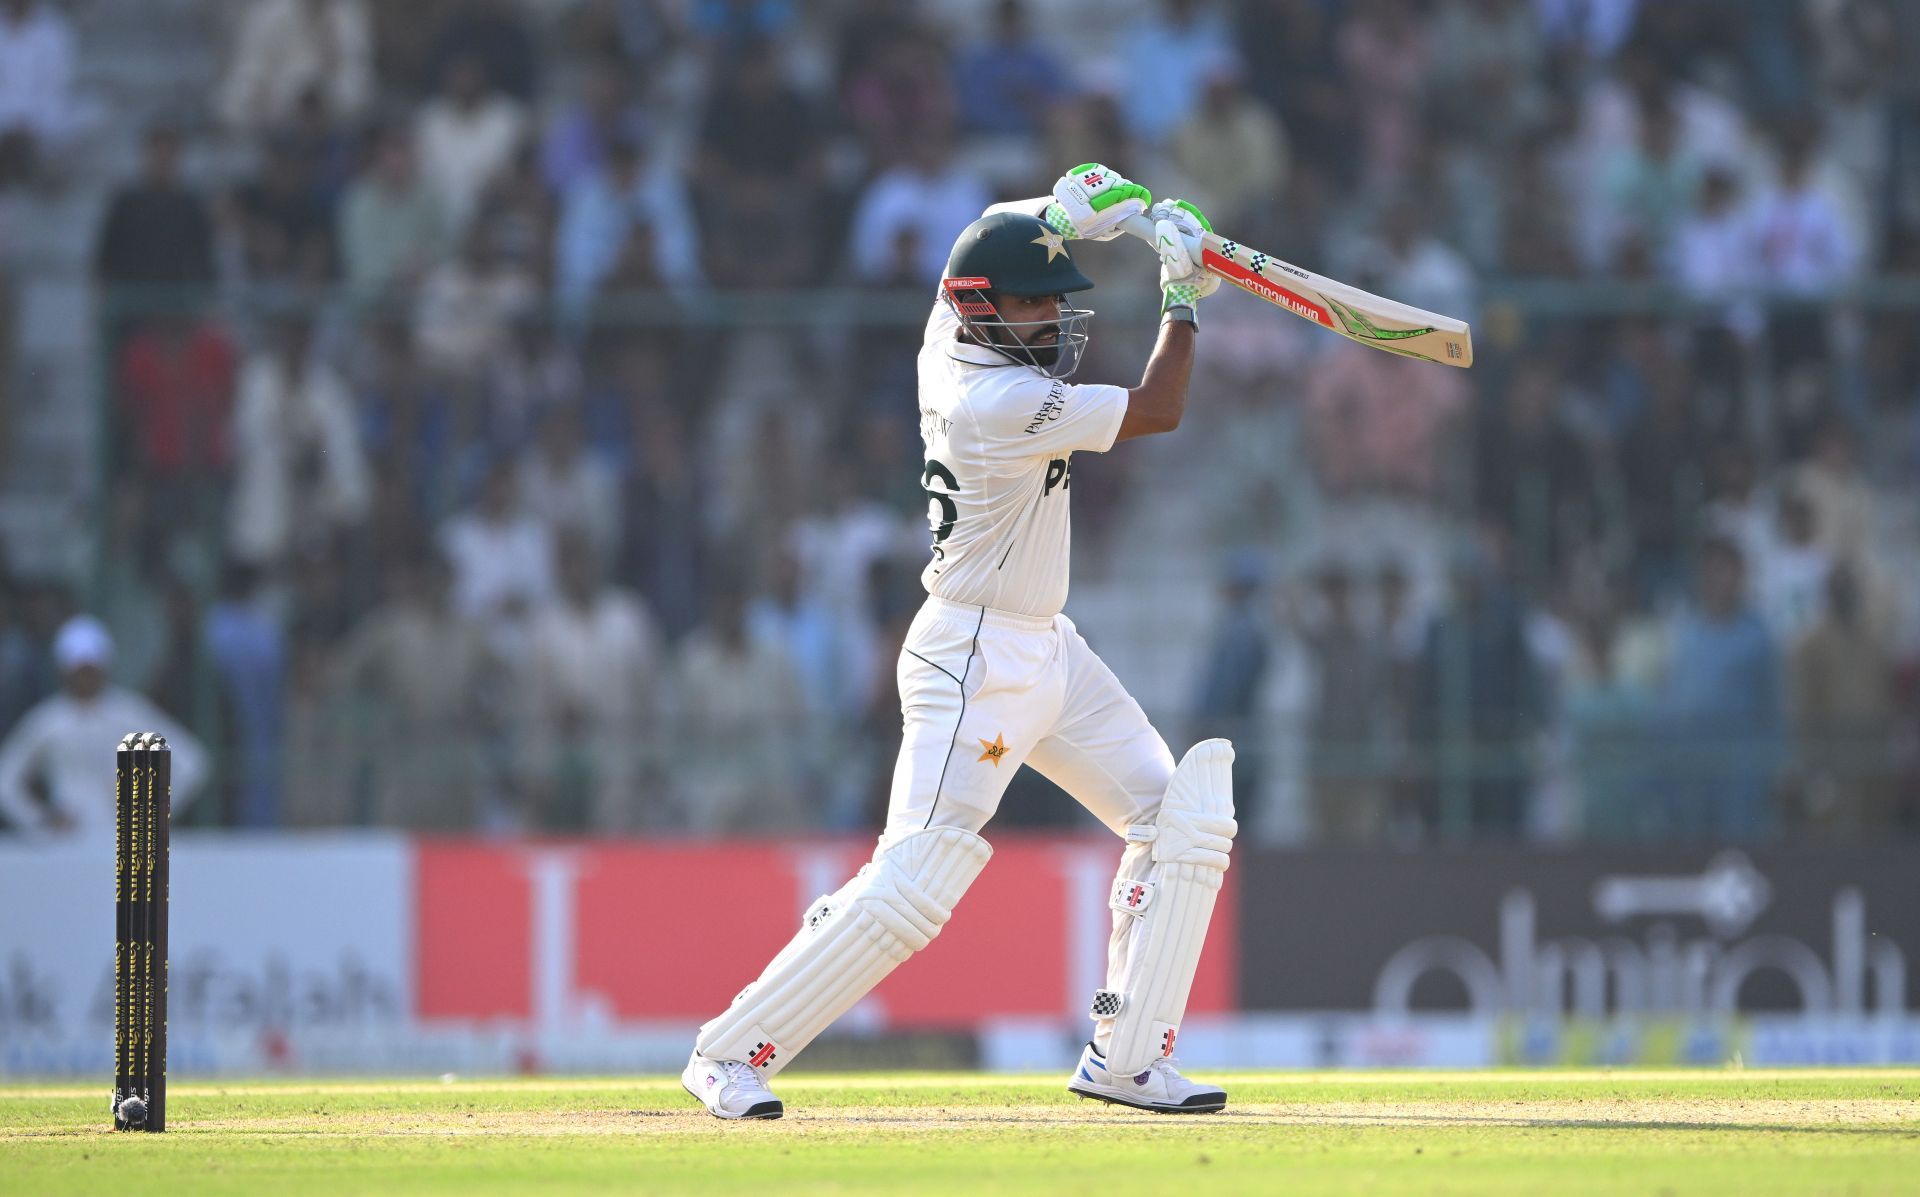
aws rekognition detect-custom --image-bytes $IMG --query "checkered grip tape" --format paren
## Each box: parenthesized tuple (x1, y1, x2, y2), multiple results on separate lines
(1089, 989, 1124, 1019)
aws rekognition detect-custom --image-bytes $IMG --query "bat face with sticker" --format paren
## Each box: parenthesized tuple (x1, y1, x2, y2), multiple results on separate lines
(1116, 214, 1475, 367)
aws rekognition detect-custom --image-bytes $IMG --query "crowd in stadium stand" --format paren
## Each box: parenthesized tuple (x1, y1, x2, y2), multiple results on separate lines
(0, 0, 1917, 843)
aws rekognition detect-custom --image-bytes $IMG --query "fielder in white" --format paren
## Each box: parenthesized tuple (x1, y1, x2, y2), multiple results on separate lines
(685, 164, 1236, 1118)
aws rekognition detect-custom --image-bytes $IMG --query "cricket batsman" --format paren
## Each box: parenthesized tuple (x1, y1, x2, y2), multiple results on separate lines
(684, 165, 1235, 1118)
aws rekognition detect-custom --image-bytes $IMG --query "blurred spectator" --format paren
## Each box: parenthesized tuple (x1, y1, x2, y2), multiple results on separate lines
(1042, 91, 1136, 198)
(848, 139, 991, 286)
(559, 0, 681, 69)
(1700, 442, 1773, 568)
(1674, 167, 1750, 287)
(1787, 562, 1896, 834)
(517, 404, 619, 562)
(1170, 60, 1288, 232)
(524, 530, 661, 830)
(555, 138, 702, 311)
(541, 53, 647, 195)
(1753, 486, 1832, 643)
(472, 144, 556, 289)
(1474, 360, 1600, 591)
(1494, 126, 1584, 277)
(1375, 559, 1426, 833)
(0, 617, 207, 838)
(1118, 0, 1236, 147)
(1189, 553, 1271, 803)
(1357, 198, 1476, 327)
(840, 13, 956, 164)
(746, 544, 843, 727)
(439, 457, 555, 629)
(422, 0, 538, 102)
(333, 554, 490, 828)
(229, 315, 372, 567)
(1428, 0, 1547, 149)
(339, 125, 448, 304)
(203, 565, 286, 829)
(95, 485, 172, 695)
(1302, 342, 1469, 500)
(219, 0, 373, 132)
(1807, 0, 1904, 212)
(1673, 166, 1764, 343)
(695, 37, 821, 196)
(1411, 538, 1543, 836)
(1299, 563, 1389, 841)
(146, 576, 201, 726)
(1337, 0, 1430, 188)
(0, 0, 76, 187)
(688, 0, 794, 43)
(621, 399, 706, 641)
(1233, 0, 1351, 181)
(1788, 418, 1874, 562)
(1614, 325, 1704, 599)
(1749, 118, 1863, 296)
(1537, 0, 1639, 64)
(95, 126, 216, 300)
(415, 54, 529, 238)
(785, 460, 904, 689)
(0, 574, 58, 738)
(359, 326, 460, 521)
(1564, 590, 1657, 839)
(1659, 537, 1783, 839)
(692, 38, 825, 288)
(414, 221, 538, 380)
(282, 623, 358, 826)
(114, 313, 236, 525)
(673, 579, 807, 832)
(953, 0, 1065, 137)
(1580, 47, 1752, 184)
(233, 136, 338, 286)
(279, 87, 362, 207)
(1593, 94, 1702, 271)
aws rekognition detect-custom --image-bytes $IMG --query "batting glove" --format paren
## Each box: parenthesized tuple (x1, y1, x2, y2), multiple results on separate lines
(1047, 163, 1151, 242)
(1155, 198, 1218, 319)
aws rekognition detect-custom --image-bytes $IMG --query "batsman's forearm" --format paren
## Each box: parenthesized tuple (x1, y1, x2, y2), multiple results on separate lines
(982, 196, 1055, 221)
(1118, 319, 1195, 441)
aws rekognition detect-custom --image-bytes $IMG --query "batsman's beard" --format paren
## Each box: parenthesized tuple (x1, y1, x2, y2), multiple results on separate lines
(989, 325, 1061, 368)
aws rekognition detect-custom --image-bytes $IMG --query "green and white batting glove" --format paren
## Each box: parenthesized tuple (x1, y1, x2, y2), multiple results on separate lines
(1154, 198, 1218, 323)
(1046, 163, 1151, 242)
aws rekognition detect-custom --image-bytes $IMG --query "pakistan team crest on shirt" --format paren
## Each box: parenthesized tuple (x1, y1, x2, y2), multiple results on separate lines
(977, 733, 1009, 766)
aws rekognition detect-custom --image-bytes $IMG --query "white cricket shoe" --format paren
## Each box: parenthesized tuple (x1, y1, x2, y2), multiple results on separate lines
(1067, 1041, 1226, 1113)
(682, 1050, 784, 1120)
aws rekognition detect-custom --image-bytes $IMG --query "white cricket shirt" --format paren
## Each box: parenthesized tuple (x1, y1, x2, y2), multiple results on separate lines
(914, 300, 1129, 618)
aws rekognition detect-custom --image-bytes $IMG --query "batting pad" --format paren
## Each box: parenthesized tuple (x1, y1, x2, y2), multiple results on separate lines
(1099, 739, 1236, 1075)
(696, 827, 991, 1076)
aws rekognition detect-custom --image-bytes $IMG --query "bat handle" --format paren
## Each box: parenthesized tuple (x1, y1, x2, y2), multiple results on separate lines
(1114, 212, 1159, 246)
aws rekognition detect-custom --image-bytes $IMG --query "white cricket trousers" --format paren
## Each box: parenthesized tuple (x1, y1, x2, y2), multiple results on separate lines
(881, 597, 1177, 845)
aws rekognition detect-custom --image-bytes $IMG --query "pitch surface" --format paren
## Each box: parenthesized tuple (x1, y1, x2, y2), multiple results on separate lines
(4, 1070, 1917, 1195)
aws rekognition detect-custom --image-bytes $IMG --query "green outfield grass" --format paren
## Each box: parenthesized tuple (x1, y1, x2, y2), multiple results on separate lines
(3, 1070, 1917, 1196)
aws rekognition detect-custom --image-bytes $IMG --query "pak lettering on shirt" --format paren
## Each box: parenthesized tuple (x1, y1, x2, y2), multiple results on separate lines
(915, 300, 1128, 618)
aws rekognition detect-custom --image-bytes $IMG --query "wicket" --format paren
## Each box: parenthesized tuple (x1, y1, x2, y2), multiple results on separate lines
(113, 732, 170, 1132)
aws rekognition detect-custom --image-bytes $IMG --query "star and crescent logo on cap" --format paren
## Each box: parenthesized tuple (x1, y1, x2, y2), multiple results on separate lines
(1031, 229, 1068, 262)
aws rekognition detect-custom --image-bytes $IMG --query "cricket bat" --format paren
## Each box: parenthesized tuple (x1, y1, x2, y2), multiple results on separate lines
(1117, 213, 1474, 368)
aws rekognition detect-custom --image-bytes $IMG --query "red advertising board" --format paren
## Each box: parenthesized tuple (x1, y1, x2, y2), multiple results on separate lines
(415, 836, 1238, 1029)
